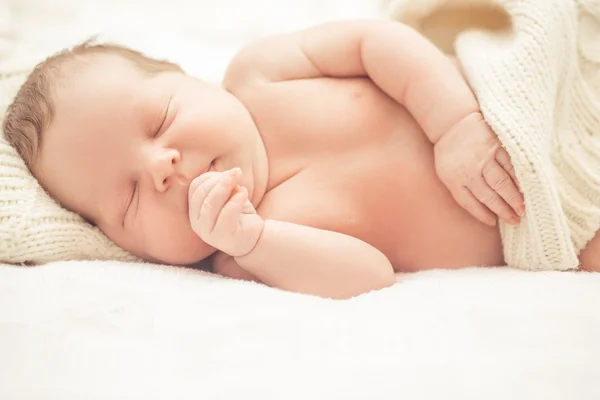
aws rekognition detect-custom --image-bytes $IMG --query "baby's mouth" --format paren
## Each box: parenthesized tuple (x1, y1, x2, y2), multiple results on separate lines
(180, 160, 216, 187)
(207, 159, 216, 173)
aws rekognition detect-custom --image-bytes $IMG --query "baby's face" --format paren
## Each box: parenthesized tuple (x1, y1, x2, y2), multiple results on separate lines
(36, 55, 266, 265)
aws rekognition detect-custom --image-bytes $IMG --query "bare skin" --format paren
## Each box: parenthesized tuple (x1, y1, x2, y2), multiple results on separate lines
(36, 20, 597, 299)
(241, 77, 505, 271)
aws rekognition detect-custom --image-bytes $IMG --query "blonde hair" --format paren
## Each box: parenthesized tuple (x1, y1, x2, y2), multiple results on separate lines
(2, 40, 183, 171)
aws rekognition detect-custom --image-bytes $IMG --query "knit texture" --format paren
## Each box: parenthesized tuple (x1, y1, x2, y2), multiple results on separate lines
(0, 65, 140, 264)
(385, 0, 600, 270)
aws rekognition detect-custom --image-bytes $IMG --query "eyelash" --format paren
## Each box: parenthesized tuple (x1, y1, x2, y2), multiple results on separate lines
(154, 97, 172, 137)
(124, 182, 137, 221)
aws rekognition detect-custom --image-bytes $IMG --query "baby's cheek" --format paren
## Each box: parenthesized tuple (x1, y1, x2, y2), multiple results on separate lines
(139, 207, 215, 265)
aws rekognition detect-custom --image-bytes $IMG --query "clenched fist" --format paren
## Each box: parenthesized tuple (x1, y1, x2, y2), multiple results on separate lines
(188, 168, 264, 257)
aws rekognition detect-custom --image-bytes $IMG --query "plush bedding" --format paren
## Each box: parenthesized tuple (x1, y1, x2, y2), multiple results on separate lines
(2, 261, 600, 399)
(1, 0, 600, 398)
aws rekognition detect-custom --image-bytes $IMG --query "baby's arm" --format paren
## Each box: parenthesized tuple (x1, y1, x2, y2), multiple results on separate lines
(234, 220, 395, 299)
(189, 170, 395, 299)
(224, 19, 476, 144)
(225, 19, 524, 226)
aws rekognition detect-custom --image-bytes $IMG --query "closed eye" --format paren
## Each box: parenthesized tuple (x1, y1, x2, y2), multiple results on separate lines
(154, 96, 172, 138)
(123, 182, 137, 226)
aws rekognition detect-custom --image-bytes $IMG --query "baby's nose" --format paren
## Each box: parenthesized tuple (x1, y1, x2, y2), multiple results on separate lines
(148, 148, 180, 192)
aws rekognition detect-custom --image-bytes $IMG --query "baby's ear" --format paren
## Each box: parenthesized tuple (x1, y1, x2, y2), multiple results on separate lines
(0, 71, 139, 265)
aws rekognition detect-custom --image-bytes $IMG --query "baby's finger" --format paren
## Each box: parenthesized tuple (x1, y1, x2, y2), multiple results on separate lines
(469, 176, 519, 224)
(483, 160, 525, 217)
(214, 190, 246, 235)
(455, 187, 497, 227)
(200, 173, 237, 232)
(496, 148, 521, 192)
(188, 175, 222, 221)
(188, 171, 221, 199)
(237, 186, 256, 214)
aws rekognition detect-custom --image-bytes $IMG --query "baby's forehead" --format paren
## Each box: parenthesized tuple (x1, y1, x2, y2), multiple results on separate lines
(53, 55, 145, 107)
(65, 53, 142, 84)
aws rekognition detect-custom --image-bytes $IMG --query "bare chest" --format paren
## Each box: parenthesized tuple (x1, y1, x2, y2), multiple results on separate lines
(242, 78, 503, 270)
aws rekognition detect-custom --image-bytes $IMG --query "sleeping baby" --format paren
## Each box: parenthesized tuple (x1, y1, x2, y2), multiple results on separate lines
(3, 19, 599, 298)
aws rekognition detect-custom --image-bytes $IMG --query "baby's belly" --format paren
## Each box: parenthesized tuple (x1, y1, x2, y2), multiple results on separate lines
(385, 194, 506, 272)
(344, 110, 505, 272)
(262, 76, 505, 271)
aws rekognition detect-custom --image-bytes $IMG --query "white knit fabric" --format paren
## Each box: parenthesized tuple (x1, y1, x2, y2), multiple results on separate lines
(385, 0, 600, 271)
(0, 67, 139, 264)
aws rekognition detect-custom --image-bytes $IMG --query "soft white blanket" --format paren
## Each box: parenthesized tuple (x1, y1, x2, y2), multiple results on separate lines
(1, 0, 600, 398)
(2, 261, 600, 399)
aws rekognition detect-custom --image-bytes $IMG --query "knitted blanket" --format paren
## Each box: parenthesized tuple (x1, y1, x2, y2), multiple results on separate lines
(385, 0, 600, 270)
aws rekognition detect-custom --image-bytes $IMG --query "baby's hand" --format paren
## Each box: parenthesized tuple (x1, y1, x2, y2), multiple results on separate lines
(188, 168, 264, 257)
(434, 112, 525, 226)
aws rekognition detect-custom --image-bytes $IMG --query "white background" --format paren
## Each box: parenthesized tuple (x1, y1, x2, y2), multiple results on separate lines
(1, 0, 382, 81)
